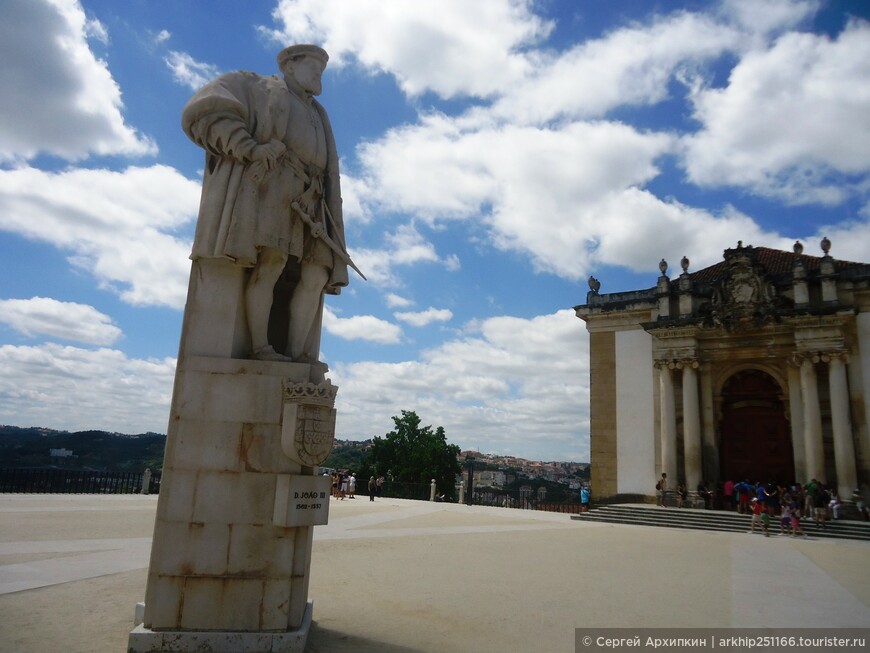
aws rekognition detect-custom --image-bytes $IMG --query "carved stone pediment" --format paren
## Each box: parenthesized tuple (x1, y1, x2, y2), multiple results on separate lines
(708, 246, 781, 332)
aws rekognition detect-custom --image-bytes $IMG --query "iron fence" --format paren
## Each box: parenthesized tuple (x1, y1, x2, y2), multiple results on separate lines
(0, 468, 161, 494)
(471, 488, 583, 514)
(368, 480, 432, 501)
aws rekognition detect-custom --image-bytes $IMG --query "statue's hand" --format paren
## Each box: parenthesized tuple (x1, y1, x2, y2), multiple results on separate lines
(310, 223, 323, 238)
(251, 139, 286, 172)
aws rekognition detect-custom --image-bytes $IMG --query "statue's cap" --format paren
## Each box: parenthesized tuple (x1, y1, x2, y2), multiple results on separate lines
(277, 45, 328, 69)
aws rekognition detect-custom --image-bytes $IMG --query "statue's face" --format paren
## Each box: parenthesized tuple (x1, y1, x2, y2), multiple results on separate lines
(288, 55, 324, 96)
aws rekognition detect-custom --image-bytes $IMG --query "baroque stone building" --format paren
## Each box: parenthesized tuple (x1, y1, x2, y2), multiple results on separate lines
(574, 240, 870, 504)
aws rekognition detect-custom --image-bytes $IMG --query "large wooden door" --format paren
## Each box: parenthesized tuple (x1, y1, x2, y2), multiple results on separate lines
(719, 370, 794, 484)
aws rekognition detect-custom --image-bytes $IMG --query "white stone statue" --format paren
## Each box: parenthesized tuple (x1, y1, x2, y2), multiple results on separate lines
(182, 44, 358, 363)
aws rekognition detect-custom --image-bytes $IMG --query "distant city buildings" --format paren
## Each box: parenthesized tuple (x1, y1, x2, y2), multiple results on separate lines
(458, 449, 589, 485)
(329, 440, 589, 484)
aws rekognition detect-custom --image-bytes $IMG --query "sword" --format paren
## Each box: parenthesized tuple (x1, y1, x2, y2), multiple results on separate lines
(291, 201, 367, 281)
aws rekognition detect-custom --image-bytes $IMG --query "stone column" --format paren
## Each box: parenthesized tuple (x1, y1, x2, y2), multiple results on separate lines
(799, 354, 825, 483)
(786, 363, 806, 482)
(656, 262, 670, 319)
(681, 361, 702, 490)
(827, 352, 858, 497)
(699, 364, 717, 483)
(859, 313, 870, 467)
(141, 468, 152, 495)
(820, 243, 838, 304)
(657, 362, 678, 485)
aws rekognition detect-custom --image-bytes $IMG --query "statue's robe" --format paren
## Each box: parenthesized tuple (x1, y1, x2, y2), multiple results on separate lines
(182, 71, 348, 295)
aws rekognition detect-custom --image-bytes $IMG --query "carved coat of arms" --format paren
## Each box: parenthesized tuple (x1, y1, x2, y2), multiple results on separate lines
(281, 380, 338, 467)
(708, 247, 781, 332)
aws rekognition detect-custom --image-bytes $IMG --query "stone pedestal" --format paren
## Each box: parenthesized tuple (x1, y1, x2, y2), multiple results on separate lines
(129, 603, 312, 653)
(128, 260, 336, 653)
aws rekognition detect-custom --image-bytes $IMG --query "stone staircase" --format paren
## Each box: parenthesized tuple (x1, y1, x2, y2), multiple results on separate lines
(571, 504, 870, 541)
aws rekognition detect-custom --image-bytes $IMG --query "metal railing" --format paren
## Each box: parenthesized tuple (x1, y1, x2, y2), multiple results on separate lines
(470, 489, 583, 513)
(0, 468, 161, 494)
(362, 480, 433, 501)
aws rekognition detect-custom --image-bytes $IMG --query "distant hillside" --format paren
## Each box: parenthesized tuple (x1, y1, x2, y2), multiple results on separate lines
(0, 425, 166, 472)
(0, 427, 585, 476)
(320, 438, 371, 472)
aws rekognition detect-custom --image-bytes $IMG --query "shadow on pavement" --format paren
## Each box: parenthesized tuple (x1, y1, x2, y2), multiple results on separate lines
(306, 622, 422, 653)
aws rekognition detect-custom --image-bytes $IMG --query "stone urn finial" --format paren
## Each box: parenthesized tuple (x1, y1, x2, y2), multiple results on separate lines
(821, 236, 831, 255)
(659, 258, 668, 275)
(680, 255, 689, 273)
(793, 241, 803, 255)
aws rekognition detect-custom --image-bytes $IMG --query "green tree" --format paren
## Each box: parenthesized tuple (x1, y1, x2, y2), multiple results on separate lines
(322, 442, 369, 472)
(367, 411, 461, 500)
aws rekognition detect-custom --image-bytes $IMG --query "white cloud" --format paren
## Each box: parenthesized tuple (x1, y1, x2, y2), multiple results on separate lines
(323, 306, 403, 344)
(356, 112, 497, 220)
(165, 51, 221, 90)
(385, 293, 413, 308)
(487, 10, 743, 124)
(0, 297, 121, 346)
(0, 165, 200, 308)
(394, 307, 453, 327)
(154, 29, 171, 44)
(338, 174, 373, 223)
(682, 19, 870, 205)
(0, 0, 156, 162)
(347, 224, 448, 286)
(720, 0, 819, 36)
(349, 247, 399, 286)
(356, 116, 693, 278)
(264, 0, 552, 99)
(585, 190, 792, 275)
(83, 12, 108, 44)
(0, 343, 175, 434)
(332, 309, 589, 461)
(343, 4, 870, 280)
(387, 224, 440, 265)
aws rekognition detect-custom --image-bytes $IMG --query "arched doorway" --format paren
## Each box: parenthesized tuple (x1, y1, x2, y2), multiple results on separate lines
(719, 370, 794, 484)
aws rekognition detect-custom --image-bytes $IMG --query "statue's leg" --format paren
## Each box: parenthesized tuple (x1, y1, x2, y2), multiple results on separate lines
(288, 262, 329, 361)
(246, 247, 288, 357)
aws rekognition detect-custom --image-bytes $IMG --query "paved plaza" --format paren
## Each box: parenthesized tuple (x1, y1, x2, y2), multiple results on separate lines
(1, 493, 869, 652)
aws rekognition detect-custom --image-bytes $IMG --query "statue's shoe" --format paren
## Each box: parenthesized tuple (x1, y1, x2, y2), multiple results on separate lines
(252, 345, 292, 362)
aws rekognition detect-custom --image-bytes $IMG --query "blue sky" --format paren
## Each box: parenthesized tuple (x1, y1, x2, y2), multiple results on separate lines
(1, 0, 869, 462)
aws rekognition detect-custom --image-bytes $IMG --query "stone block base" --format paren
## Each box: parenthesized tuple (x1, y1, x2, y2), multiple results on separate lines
(128, 601, 312, 653)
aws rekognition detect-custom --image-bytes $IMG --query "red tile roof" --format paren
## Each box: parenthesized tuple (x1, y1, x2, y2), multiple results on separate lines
(689, 246, 866, 284)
